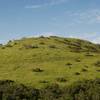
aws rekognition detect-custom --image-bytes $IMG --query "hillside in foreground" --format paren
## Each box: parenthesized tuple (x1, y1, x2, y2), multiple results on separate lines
(0, 36, 100, 88)
(0, 36, 100, 100)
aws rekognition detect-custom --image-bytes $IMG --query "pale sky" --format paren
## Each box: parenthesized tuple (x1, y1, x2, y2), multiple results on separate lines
(0, 0, 100, 43)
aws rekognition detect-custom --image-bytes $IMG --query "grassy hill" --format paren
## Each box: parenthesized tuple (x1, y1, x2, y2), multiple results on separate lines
(0, 36, 100, 99)
(0, 36, 100, 89)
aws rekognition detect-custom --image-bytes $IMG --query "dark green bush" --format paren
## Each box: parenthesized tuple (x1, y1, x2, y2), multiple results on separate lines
(49, 45, 56, 48)
(1, 46, 5, 49)
(66, 63, 72, 66)
(56, 77, 67, 82)
(0, 80, 39, 100)
(85, 52, 94, 56)
(39, 42, 45, 45)
(96, 70, 100, 72)
(32, 68, 44, 72)
(75, 58, 81, 62)
(81, 68, 88, 72)
(24, 44, 38, 49)
(95, 61, 100, 67)
(6, 44, 13, 47)
(84, 65, 88, 68)
(39, 80, 49, 83)
(75, 72, 80, 75)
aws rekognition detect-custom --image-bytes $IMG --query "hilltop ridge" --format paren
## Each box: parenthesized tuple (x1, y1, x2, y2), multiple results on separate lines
(2, 36, 100, 52)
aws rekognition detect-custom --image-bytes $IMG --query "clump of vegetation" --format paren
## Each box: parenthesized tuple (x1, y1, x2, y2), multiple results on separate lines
(66, 62, 72, 66)
(32, 68, 44, 72)
(56, 77, 67, 82)
(24, 44, 38, 49)
(14, 42, 18, 45)
(69, 45, 82, 52)
(0, 80, 39, 100)
(84, 65, 89, 68)
(6, 44, 13, 47)
(81, 68, 88, 72)
(96, 69, 100, 72)
(0, 78, 100, 100)
(94, 61, 100, 67)
(39, 42, 45, 45)
(75, 58, 81, 62)
(75, 72, 80, 75)
(39, 35, 45, 38)
(49, 45, 57, 48)
(39, 80, 49, 83)
(1, 46, 5, 49)
(85, 52, 94, 56)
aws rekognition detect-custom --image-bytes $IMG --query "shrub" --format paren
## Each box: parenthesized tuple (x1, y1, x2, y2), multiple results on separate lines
(6, 44, 13, 47)
(40, 42, 45, 45)
(8, 40, 12, 43)
(40, 35, 45, 38)
(75, 72, 80, 75)
(66, 63, 72, 66)
(0, 80, 40, 100)
(85, 52, 94, 56)
(56, 77, 67, 82)
(49, 45, 56, 48)
(39, 80, 49, 83)
(32, 68, 44, 72)
(96, 70, 100, 72)
(69, 46, 82, 52)
(95, 61, 100, 67)
(75, 58, 81, 62)
(84, 65, 88, 68)
(14, 42, 17, 45)
(81, 68, 88, 72)
(1, 46, 5, 49)
(24, 44, 38, 49)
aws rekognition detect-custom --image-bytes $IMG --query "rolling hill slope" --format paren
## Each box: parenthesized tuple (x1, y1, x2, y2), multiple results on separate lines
(0, 36, 100, 89)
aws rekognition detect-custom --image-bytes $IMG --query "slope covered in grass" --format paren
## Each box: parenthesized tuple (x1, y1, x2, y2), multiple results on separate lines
(0, 36, 100, 88)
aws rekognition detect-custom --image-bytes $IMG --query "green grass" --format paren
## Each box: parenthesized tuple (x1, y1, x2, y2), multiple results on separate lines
(0, 36, 100, 88)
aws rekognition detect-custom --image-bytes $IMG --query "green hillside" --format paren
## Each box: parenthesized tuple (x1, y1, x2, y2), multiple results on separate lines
(0, 36, 100, 89)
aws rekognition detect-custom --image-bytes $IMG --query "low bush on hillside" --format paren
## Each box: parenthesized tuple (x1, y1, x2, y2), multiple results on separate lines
(0, 80, 39, 100)
(75, 58, 81, 62)
(1, 46, 5, 49)
(69, 46, 82, 52)
(39, 80, 49, 83)
(66, 62, 72, 66)
(32, 68, 44, 72)
(85, 45, 98, 52)
(75, 72, 80, 75)
(95, 61, 100, 67)
(39, 42, 45, 45)
(56, 77, 67, 83)
(6, 44, 13, 47)
(85, 52, 94, 56)
(81, 68, 88, 72)
(23, 44, 38, 49)
(84, 65, 89, 68)
(49, 45, 57, 48)
(96, 69, 100, 72)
